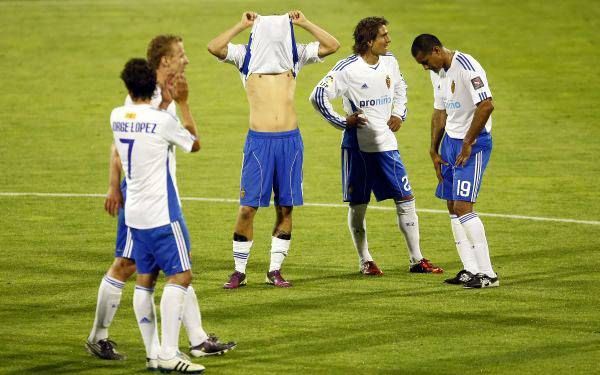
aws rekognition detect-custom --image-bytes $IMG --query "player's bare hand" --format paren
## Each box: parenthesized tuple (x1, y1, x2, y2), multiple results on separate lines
(104, 186, 123, 217)
(240, 11, 257, 28)
(289, 10, 308, 26)
(171, 73, 189, 104)
(158, 74, 175, 109)
(430, 149, 448, 182)
(387, 115, 402, 132)
(346, 111, 367, 129)
(455, 143, 472, 167)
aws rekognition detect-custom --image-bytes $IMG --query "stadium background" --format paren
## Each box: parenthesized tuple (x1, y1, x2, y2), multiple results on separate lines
(0, 0, 598, 373)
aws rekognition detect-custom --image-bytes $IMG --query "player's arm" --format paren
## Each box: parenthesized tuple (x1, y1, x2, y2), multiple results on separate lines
(170, 74, 200, 152)
(289, 10, 340, 57)
(207, 11, 257, 59)
(104, 143, 123, 217)
(430, 109, 448, 182)
(388, 60, 408, 132)
(455, 98, 494, 166)
(309, 71, 365, 130)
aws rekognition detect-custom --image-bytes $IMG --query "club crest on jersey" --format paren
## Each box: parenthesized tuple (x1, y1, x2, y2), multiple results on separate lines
(385, 75, 391, 89)
(471, 76, 485, 90)
(451, 81, 455, 94)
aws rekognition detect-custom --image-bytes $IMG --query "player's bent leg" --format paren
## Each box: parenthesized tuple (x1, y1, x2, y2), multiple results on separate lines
(265, 206, 292, 287)
(395, 196, 444, 274)
(453, 201, 498, 287)
(225, 206, 257, 289)
(133, 272, 160, 371)
(86, 257, 134, 360)
(159, 271, 205, 374)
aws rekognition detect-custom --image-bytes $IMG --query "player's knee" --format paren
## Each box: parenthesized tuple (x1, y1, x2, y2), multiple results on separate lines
(453, 201, 473, 217)
(109, 257, 136, 281)
(276, 205, 293, 217)
(168, 270, 192, 287)
(238, 206, 257, 222)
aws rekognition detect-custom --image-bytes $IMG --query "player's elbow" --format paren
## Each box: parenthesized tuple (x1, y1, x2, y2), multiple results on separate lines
(207, 42, 225, 59)
(319, 40, 340, 58)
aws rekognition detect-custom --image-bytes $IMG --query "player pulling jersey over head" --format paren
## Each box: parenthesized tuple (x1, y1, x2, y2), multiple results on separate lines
(412, 33, 498, 289)
(208, 10, 340, 289)
(310, 17, 443, 276)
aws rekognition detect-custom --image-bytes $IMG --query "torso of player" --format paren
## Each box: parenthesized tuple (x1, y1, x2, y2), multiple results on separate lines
(344, 56, 399, 152)
(245, 71, 297, 131)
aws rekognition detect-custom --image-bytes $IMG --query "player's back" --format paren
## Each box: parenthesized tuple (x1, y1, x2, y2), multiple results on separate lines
(110, 104, 182, 229)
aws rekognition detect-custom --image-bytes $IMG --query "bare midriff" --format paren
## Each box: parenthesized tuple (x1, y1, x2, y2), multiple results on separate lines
(245, 71, 298, 132)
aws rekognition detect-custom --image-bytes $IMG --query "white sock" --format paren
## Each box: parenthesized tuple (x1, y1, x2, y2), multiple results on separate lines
(450, 215, 479, 274)
(396, 199, 424, 264)
(233, 240, 253, 273)
(348, 204, 372, 264)
(459, 213, 496, 278)
(182, 285, 209, 347)
(159, 284, 187, 360)
(88, 275, 124, 343)
(133, 285, 160, 360)
(269, 237, 290, 272)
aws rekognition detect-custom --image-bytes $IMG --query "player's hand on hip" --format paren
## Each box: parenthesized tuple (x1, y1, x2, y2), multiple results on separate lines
(429, 150, 448, 183)
(289, 10, 307, 26)
(455, 143, 472, 167)
(172, 73, 189, 104)
(346, 111, 367, 129)
(387, 115, 402, 132)
(241, 11, 257, 28)
(104, 186, 123, 217)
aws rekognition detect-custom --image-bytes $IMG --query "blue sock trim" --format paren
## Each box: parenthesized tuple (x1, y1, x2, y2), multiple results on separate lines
(459, 212, 478, 224)
(165, 284, 188, 293)
(135, 285, 155, 293)
(103, 275, 125, 289)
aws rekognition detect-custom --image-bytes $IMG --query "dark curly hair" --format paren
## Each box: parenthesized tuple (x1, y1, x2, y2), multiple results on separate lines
(146, 34, 183, 71)
(411, 34, 443, 57)
(352, 17, 388, 55)
(120, 58, 156, 100)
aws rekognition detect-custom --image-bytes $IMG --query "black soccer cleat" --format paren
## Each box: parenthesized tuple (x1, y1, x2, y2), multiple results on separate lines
(85, 338, 126, 360)
(444, 269, 475, 285)
(463, 273, 499, 289)
(190, 334, 237, 357)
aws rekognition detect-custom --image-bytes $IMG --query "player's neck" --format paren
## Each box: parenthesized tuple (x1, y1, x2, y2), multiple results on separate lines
(361, 52, 380, 66)
(131, 97, 152, 105)
(443, 48, 454, 71)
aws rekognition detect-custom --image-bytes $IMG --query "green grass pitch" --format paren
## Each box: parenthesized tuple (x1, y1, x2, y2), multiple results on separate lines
(0, 0, 599, 374)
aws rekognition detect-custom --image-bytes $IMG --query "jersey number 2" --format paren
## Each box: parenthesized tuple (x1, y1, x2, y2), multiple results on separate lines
(119, 138, 135, 179)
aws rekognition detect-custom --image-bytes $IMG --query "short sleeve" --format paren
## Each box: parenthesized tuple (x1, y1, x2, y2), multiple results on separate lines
(159, 114, 196, 153)
(459, 63, 493, 105)
(430, 71, 445, 110)
(297, 42, 323, 68)
(220, 43, 247, 69)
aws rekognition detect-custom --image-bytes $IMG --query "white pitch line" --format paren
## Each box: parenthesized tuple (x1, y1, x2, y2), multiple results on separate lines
(1, 192, 599, 226)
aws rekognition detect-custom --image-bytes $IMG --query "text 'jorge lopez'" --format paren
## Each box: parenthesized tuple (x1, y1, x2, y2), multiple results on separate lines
(112, 121, 157, 134)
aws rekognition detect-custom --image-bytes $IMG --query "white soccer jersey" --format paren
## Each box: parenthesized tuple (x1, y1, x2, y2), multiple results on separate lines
(310, 53, 408, 152)
(125, 86, 176, 116)
(430, 51, 492, 139)
(110, 103, 196, 229)
(220, 14, 322, 86)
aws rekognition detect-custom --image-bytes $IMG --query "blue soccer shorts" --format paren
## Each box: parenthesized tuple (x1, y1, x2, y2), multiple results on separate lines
(239, 129, 304, 207)
(341, 148, 413, 204)
(130, 218, 192, 276)
(114, 180, 134, 259)
(436, 132, 493, 202)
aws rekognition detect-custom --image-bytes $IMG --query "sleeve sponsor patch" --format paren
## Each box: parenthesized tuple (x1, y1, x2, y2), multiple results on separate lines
(318, 75, 334, 88)
(471, 76, 485, 90)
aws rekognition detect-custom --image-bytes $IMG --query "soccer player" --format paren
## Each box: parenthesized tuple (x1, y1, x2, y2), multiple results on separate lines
(411, 34, 499, 288)
(207, 11, 339, 288)
(110, 57, 204, 373)
(86, 35, 235, 368)
(309, 17, 443, 275)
